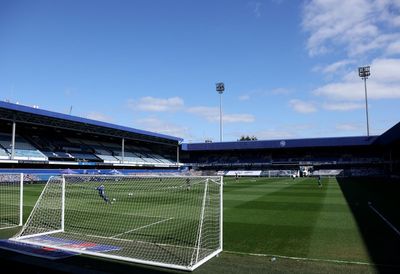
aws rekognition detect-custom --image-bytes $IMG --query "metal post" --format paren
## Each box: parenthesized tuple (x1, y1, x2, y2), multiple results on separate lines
(19, 173, 23, 226)
(176, 145, 180, 164)
(121, 138, 125, 164)
(220, 176, 223, 252)
(359, 66, 371, 137)
(61, 176, 65, 231)
(216, 82, 225, 142)
(11, 121, 16, 159)
(219, 93, 223, 142)
(364, 78, 370, 136)
(195, 179, 209, 263)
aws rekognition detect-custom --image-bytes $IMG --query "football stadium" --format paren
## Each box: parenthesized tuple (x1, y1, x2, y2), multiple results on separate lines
(0, 101, 399, 273)
(2, 1, 400, 273)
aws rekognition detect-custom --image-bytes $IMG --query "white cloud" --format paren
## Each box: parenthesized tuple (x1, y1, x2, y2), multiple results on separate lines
(238, 87, 291, 101)
(350, 33, 400, 56)
(314, 58, 400, 100)
(271, 88, 291, 95)
(302, 0, 400, 56)
(248, 2, 263, 18)
(86, 112, 114, 123)
(315, 80, 400, 100)
(371, 58, 400, 82)
(64, 88, 75, 97)
(314, 82, 361, 100)
(187, 106, 255, 123)
(386, 40, 400, 55)
(237, 89, 264, 101)
(238, 95, 250, 101)
(253, 129, 296, 140)
(237, 124, 314, 140)
(187, 106, 218, 117)
(223, 114, 255, 123)
(336, 123, 363, 131)
(135, 117, 190, 138)
(128, 96, 184, 112)
(323, 102, 365, 111)
(318, 59, 355, 74)
(289, 99, 317, 113)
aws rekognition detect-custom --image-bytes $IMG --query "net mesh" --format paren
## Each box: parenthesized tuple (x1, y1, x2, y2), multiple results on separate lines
(14, 175, 222, 270)
(0, 173, 22, 229)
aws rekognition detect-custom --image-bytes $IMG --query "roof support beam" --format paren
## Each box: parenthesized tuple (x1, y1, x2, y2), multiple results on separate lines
(11, 121, 16, 160)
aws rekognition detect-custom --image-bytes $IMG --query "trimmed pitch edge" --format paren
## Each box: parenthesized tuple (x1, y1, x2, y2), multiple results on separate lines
(223, 250, 400, 267)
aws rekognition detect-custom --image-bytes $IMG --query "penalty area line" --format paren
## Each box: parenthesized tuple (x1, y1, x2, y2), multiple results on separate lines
(110, 217, 174, 239)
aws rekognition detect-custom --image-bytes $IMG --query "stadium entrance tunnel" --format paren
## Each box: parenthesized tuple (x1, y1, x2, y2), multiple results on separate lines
(336, 177, 400, 270)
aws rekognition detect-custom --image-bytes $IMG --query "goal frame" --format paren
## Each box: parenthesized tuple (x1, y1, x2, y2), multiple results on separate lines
(12, 174, 223, 271)
(0, 173, 23, 230)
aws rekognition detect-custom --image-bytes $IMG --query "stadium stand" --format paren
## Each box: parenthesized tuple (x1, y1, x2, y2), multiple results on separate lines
(181, 136, 386, 166)
(0, 133, 47, 161)
(0, 101, 180, 170)
(0, 146, 9, 159)
(180, 123, 400, 176)
(0, 101, 399, 176)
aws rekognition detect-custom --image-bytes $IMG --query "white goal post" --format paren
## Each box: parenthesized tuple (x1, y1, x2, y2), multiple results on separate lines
(0, 173, 23, 230)
(12, 174, 223, 271)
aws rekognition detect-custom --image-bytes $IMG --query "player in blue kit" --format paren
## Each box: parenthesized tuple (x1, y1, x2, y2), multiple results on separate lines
(317, 175, 322, 188)
(96, 184, 110, 203)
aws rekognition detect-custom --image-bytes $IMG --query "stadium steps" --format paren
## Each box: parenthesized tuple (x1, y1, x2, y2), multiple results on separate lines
(0, 133, 47, 161)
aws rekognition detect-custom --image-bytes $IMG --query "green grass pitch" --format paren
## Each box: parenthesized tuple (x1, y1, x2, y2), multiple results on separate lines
(224, 176, 368, 261)
(1, 176, 399, 273)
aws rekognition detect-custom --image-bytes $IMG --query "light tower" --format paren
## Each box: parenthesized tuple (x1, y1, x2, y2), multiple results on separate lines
(216, 82, 225, 142)
(358, 66, 370, 136)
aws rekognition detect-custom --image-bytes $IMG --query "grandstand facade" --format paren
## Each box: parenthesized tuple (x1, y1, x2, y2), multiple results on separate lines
(0, 101, 181, 170)
(180, 122, 400, 176)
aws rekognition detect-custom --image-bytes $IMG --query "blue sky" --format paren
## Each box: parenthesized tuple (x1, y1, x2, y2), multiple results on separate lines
(1, 0, 400, 142)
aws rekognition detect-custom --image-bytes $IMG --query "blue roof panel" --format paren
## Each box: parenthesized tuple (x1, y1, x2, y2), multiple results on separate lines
(375, 121, 400, 145)
(0, 101, 182, 142)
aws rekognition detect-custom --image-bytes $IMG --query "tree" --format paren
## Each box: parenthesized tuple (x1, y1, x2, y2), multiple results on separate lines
(238, 135, 257, 141)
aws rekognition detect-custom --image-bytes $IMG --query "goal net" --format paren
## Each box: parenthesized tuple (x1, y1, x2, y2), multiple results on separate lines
(0, 173, 23, 230)
(12, 175, 223, 271)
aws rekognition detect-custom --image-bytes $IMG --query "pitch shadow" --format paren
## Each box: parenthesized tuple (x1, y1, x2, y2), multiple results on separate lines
(336, 176, 400, 273)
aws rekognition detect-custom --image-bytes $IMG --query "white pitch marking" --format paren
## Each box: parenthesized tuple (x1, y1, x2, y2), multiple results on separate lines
(110, 217, 173, 239)
(368, 202, 400, 237)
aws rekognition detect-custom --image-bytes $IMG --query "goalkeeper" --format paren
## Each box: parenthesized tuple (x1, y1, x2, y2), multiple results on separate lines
(96, 184, 110, 203)
(186, 178, 191, 191)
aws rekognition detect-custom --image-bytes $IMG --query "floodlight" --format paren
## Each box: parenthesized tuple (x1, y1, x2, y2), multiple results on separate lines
(358, 66, 371, 136)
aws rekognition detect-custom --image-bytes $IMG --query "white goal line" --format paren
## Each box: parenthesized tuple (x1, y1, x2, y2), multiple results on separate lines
(18, 229, 204, 253)
(368, 202, 400, 237)
(111, 217, 174, 239)
(0, 224, 19, 230)
(62, 174, 221, 179)
(14, 236, 215, 271)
